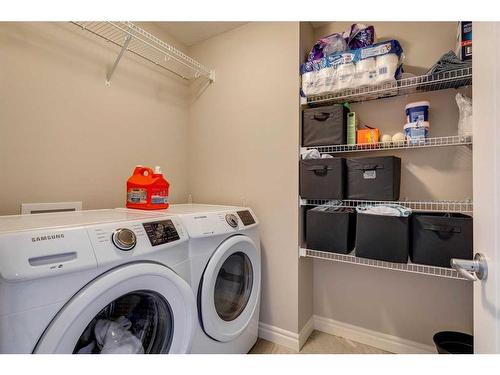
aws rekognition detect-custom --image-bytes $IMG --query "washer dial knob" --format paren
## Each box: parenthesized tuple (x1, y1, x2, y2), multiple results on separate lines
(225, 214, 239, 228)
(112, 228, 137, 251)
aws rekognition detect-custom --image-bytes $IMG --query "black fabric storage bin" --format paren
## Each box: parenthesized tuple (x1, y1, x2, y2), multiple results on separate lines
(300, 158, 345, 199)
(346, 156, 401, 200)
(306, 208, 356, 254)
(355, 213, 409, 263)
(411, 213, 473, 268)
(302, 105, 348, 147)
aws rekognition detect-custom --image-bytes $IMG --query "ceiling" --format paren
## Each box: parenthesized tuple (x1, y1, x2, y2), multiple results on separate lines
(156, 22, 247, 47)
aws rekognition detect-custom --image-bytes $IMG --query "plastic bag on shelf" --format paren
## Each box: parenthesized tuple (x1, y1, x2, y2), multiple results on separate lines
(307, 33, 348, 63)
(347, 23, 376, 50)
(456, 93, 472, 136)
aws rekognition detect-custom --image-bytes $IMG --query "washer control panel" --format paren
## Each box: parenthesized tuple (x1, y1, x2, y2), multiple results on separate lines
(143, 219, 180, 246)
(225, 213, 239, 228)
(237, 210, 256, 226)
(111, 228, 137, 251)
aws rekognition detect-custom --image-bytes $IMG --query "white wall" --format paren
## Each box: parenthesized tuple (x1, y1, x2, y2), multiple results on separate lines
(0, 22, 191, 215)
(188, 22, 302, 333)
(308, 22, 473, 346)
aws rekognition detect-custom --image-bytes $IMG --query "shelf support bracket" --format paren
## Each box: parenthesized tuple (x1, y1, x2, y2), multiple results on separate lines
(105, 34, 133, 87)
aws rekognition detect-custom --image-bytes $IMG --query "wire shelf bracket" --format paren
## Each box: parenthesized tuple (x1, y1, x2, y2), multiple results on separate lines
(299, 198, 473, 214)
(72, 21, 215, 86)
(301, 135, 472, 155)
(300, 248, 468, 280)
(304, 67, 472, 106)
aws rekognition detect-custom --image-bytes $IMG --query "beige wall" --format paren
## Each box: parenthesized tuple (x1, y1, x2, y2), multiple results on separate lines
(308, 22, 473, 346)
(0, 22, 191, 215)
(188, 22, 302, 333)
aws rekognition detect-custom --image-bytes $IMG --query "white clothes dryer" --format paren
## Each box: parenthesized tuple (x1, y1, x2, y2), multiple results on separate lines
(0, 209, 196, 354)
(165, 204, 261, 354)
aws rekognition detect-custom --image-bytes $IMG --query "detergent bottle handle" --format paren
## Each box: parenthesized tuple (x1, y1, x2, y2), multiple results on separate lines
(133, 166, 154, 177)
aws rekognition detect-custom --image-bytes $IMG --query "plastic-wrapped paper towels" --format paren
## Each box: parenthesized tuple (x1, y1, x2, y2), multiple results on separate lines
(301, 40, 404, 97)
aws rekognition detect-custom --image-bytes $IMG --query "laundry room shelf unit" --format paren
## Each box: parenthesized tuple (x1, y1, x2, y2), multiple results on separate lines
(299, 248, 468, 280)
(302, 135, 473, 155)
(304, 66, 472, 106)
(299, 199, 473, 214)
(71, 21, 215, 85)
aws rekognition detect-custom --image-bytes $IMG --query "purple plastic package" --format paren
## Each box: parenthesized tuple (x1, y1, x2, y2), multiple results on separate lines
(307, 33, 347, 63)
(347, 24, 376, 50)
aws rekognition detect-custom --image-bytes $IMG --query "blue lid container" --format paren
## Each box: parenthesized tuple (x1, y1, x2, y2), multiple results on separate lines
(405, 101, 430, 123)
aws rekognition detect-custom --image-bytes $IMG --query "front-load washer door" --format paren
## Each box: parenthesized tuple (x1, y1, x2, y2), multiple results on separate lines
(200, 235, 260, 342)
(34, 262, 196, 354)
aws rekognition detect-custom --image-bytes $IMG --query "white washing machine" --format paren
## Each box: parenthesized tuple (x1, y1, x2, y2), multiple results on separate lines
(0, 209, 197, 354)
(165, 204, 261, 354)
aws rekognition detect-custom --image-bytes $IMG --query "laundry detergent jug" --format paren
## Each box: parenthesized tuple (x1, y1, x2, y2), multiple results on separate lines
(126, 166, 169, 210)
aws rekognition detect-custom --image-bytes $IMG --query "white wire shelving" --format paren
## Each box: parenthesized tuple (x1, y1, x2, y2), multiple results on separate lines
(302, 135, 472, 155)
(299, 199, 473, 213)
(299, 248, 467, 280)
(305, 66, 472, 106)
(71, 21, 215, 85)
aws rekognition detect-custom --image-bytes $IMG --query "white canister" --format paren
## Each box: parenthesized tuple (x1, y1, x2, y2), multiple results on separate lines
(404, 121, 430, 144)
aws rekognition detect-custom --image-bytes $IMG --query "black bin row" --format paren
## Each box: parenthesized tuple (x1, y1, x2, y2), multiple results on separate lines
(300, 156, 401, 201)
(306, 208, 473, 267)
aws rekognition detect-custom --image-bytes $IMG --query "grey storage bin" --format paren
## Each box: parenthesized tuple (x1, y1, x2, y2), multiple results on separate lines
(302, 105, 348, 147)
(355, 212, 409, 263)
(346, 156, 401, 200)
(306, 207, 356, 254)
(411, 212, 473, 268)
(300, 158, 345, 199)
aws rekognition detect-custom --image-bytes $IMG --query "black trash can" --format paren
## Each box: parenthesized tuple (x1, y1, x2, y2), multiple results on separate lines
(306, 207, 356, 254)
(300, 158, 345, 199)
(355, 212, 409, 263)
(433, 331, 473, 354)
(411, 213, 473, 268)
(302, 105, 348, 147)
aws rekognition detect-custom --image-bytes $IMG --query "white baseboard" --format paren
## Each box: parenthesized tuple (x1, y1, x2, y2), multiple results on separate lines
(258, 322, 300, 351)
(258, 315, 436, 354)
(313, 315, 436, 354)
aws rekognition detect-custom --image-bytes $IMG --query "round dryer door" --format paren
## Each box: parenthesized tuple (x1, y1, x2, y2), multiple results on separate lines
(34, 263, 197, 354)
(200, 235, 260, 342)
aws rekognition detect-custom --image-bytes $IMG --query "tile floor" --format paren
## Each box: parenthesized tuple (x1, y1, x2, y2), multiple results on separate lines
(249, 330, 391, 354)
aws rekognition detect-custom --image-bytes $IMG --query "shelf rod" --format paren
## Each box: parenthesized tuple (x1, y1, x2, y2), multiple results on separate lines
(105, 34, 133, 86)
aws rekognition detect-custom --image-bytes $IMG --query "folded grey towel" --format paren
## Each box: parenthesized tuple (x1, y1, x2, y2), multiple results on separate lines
(426, 50, 472, 75)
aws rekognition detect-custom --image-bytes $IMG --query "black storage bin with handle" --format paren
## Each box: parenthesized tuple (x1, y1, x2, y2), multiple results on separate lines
(410, 212, 473, 268)
(346, 156, 401, 201)
(306, 207, 356, 254)
(355, 212, 409, 263)
(300, 158, 345, 199)
(302, 105, 348, 147)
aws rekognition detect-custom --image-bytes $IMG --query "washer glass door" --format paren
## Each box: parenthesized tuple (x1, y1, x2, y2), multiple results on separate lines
(214, 252, 253, 322)
(34, 263, 196, 354)
(200, 235, 260, 342)
(74, 290, 173, 354)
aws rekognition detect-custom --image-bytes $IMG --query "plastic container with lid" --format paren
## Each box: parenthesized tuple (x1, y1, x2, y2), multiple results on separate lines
(126, 165, 169, 210)
(404, 121, 430, 144)
(405, 101, 430, 123)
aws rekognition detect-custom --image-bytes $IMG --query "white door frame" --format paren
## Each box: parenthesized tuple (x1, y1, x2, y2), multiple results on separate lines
(473, 21, 500, 353)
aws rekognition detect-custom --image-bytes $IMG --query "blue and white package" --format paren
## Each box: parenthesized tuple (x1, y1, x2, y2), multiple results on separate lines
(300, 40, 403, 97)
(405, 101, 430, 123)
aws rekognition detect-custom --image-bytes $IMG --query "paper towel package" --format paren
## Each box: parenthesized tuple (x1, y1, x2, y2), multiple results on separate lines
(301, 40, 403, 97)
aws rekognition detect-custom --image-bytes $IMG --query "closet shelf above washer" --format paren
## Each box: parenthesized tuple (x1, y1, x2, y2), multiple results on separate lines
(71, 21, 215, 85)
(302, 135, 472, 154)
(299, 248, 468, 280)
(300, 199, 473, 214)
(304, 66, 472, 106)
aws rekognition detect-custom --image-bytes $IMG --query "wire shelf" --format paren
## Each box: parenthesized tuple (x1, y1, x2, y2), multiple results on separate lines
(300, 248, 467, 280)
(303, 135, 472, 154)
(300, 199, 473, 213)
(72, 21, 214, 82)
(305, 66, 472, 106)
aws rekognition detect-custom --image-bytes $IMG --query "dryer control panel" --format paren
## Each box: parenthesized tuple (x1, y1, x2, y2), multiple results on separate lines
(179, 209, 258, 238)
(143, 219, 180, 246)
